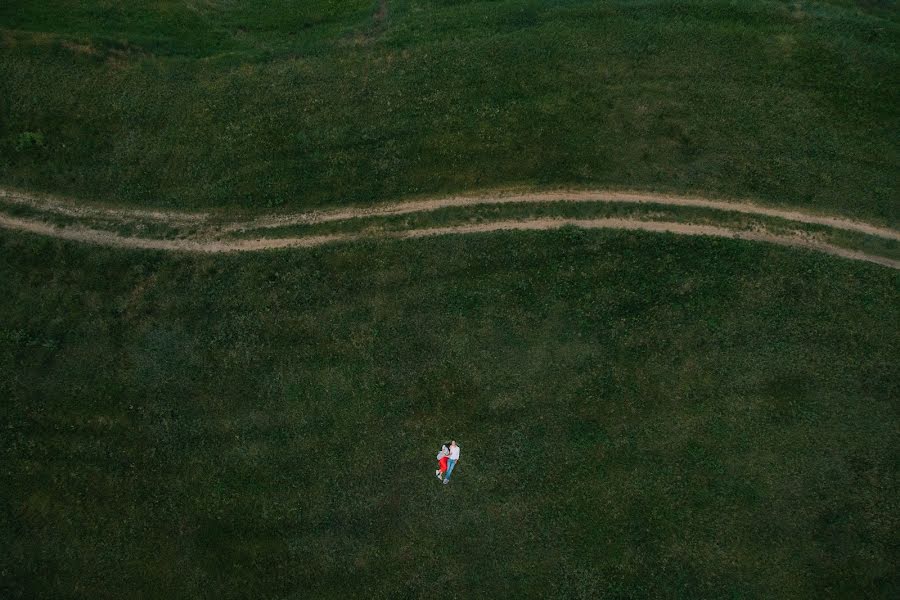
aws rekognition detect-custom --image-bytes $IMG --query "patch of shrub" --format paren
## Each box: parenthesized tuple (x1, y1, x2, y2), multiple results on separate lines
(15, 131, 45, 151)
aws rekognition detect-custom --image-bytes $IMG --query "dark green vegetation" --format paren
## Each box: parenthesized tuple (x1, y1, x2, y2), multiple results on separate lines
(2, 228, 898, 598)
(2, 0, 899, 223)
(1, 1, 897, 597)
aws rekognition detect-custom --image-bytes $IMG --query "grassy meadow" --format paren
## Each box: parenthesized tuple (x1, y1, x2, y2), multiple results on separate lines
(1, 0, 898, 222)
(1, 228, 898, 598)
(1, 1, 898, 598)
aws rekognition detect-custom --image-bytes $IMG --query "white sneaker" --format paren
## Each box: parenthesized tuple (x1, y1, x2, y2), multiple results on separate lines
(436, 471, 442, 479)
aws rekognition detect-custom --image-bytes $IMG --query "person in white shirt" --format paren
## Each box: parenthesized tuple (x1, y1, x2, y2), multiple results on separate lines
(443, 440, 460, 484)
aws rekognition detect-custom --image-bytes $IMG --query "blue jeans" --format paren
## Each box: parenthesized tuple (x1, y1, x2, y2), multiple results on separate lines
(445, 459, 457, 481)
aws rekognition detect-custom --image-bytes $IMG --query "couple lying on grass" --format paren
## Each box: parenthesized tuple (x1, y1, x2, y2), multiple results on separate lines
(436, 440, 460, 485)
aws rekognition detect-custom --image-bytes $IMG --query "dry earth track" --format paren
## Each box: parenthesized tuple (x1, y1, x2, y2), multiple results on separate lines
(225, 190, 900, 240)
(1, 187, 898, 269)
(3, 187, 898, 239)
(1, 212, 898, 269)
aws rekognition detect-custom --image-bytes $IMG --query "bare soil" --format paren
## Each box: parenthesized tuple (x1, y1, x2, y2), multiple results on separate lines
(1, 210, 896, 269)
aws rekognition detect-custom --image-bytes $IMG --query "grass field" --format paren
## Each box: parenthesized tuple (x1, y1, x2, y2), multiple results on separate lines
(1, 1, 899, 598)
(2, 0, 899, 222)
(1, 228, 898, 598)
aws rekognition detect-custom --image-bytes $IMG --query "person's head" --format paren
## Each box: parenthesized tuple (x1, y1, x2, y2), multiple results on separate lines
(451, 440, 457, 447)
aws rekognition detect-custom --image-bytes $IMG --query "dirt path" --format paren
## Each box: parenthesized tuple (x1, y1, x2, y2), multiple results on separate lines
(0, 214, 348, 252)
(1, 212, 897, 269)
(404, 219, 900, 269)
(228, 189, 900, 241)
(0, 188, 209, 224)
(3, 186, 898, 240)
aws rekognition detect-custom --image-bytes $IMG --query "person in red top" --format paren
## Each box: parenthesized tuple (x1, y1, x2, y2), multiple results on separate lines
(435, 443, 450, 480)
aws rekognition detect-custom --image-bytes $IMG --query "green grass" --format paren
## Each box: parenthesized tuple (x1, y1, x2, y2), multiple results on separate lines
(1, 1, 897, 597)
(2, 1, 898, 223)
(1, 228, 897, 598)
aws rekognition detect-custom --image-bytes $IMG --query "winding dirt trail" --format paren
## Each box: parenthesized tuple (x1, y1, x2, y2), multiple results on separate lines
(225, 190, 900, 241)
(0, 188, 209, 223)
(3, 187, 897, 240)
(0, 213, 348, 252)
(405, 219, 900, 269)
(1, 211, 897, 269)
